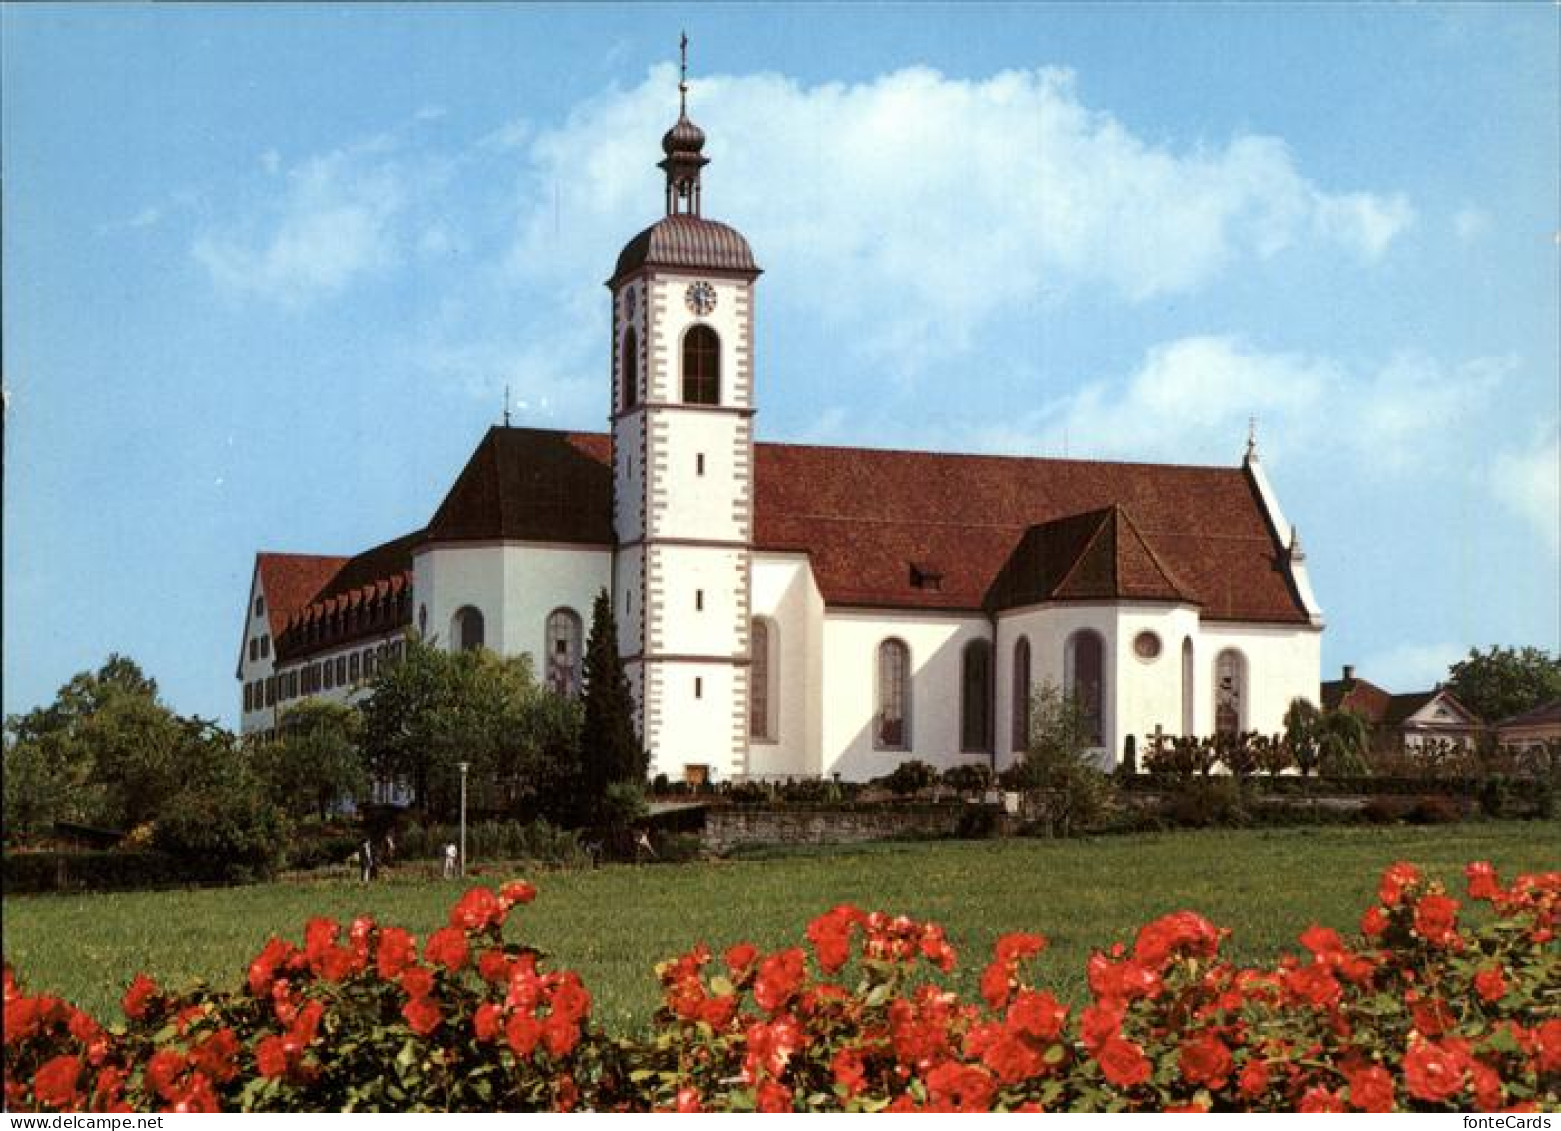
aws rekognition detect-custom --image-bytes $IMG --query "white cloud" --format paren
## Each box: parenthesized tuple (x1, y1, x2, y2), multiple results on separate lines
(508, 64, 1414, 369)
(1356, 641, 1465, 691)
(967, 336, 1505, 472)
(1491, 426, 1560, 556)
(1454, 205, 1491, 242)
(193, 146, 408, 304)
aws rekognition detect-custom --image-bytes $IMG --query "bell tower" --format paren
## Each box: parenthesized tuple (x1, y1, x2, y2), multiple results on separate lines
(608, 38, 762, 783)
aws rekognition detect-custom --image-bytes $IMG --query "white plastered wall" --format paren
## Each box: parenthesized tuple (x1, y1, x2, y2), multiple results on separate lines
(238, 572, 277, 735)
(819, 608, 991, 782)
(413, 543, 611, 669)
(748, 553, 825, 779)
(1193, 621, 1323, 740)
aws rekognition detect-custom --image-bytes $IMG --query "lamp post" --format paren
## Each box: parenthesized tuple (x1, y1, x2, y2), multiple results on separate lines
(458, 761, 469, 878)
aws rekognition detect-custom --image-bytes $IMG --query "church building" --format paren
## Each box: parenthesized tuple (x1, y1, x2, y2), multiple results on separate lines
(237, 63, 1324, 784)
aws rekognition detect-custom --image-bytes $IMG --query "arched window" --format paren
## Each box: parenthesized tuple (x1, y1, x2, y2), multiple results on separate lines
(961, 639, 993, 752)
(1214, 649, 1246, 736)
(1012, 636, 1032, 751)
(452, 606, 485, 652)
(1181, 637, 1195, 735)
(622, 327, 640, 410)
(1065, 630, 1106, 747)
(545, 608, 583, 696)
(750, 618, 776, 740)
(876, 638, 911, 750)
(682, 325, 720, 405)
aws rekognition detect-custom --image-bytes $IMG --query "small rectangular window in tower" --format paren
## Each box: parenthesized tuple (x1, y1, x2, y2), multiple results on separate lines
(249, 638, 258, 662)
(696, 452, 705, 476)
(695, 676, 703, 699)
(695, 589, 704, 611)
(260, 635, 270, 658)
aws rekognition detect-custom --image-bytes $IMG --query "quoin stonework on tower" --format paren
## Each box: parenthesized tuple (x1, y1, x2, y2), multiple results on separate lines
(238, 43, 1324, 786)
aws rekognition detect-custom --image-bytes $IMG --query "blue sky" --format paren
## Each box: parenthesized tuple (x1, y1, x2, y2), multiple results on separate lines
(4, 3, 1557, 726)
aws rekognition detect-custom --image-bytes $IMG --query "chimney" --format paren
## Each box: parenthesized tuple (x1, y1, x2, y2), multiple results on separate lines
(1343, 664, 1355, 681)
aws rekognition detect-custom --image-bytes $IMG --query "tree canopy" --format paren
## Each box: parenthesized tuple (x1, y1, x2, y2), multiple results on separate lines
(1445, 646, 1561, 724)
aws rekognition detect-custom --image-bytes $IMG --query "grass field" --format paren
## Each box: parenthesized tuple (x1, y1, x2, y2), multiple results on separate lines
(4, 821, 1556, 1032)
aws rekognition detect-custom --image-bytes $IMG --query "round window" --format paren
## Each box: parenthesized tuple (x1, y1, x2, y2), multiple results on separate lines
(1134, 631, 1162, 660)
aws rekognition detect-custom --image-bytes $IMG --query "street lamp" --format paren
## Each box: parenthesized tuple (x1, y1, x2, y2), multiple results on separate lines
(458, 761, 470, 878)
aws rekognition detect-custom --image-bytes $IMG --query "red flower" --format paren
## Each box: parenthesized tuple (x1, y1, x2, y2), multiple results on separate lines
(1474, 965, 1507, 1003)
(925, 1061, 996, 1112)
(1133, 910, 1222, 967)
(424, 927, 469, 971)
(477, 948, 514, 984)
(1403, 1039, 1467, 1104)
(246, 937, 295, 997)
(1008, 990, 1068, 1043)
(725, 942, 759, 973)
(473, 1003, 502, 1042)
(191, 1028, 241, 1084)
(32, 1055, 82, 1109)
(1178, 1031, 1233, 1089)
(121, 973, 160, 1021)
(1413, 894, 1460, 946)
(255, 1035, 289, 1079)
(753, 948, 807, 1013)
(542, 1014, 579, 1057)
(675, 1086, 703, 1112)
(1466, 861, 1500, 901)
(756, 1078, 792, 1112)
(1299, 1086, 1346, 1112)
(498, 880, 537, 909)
(398, 965, 435, 1000)
(1346, 1065, 1395, 1112)
(1097, 1036, 1151, 1089)
(1080, 1000, 1125, 1052)
(1379, 862, 1421, 906)
(1237, 1058, 1270, 1099)
(506, 1013, 542, 1058)
(402, 996, 442, 1036)
(1535, 1018, 1561, 1072)
(805, 906, 862, 973)
(1283, 963, 1341, 1009)
(1298, 925, 1345, 957)
(450, 887, 504, 932)
(832, 1047, 868, 1096)
(1360, 906, 1389, 938)
(376, 927, 419, 979)
(144, 1048, 186, 1100)
(550, 977, 592, 1025)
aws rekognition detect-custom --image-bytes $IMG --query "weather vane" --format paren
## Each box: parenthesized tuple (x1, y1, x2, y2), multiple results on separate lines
(679, 32, 689, 116)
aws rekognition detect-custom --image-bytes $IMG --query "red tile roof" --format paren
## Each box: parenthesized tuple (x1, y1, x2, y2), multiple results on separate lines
(255, 425, 1314, 638)
(1320, 675, 1394, 720)
(268, 534, 420, 662)
(255, 553, 350, 639)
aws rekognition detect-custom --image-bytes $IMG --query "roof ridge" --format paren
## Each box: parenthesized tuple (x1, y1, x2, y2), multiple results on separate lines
(1051, 508, 1115, 599)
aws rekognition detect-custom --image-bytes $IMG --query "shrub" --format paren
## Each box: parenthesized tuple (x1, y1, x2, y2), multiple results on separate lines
(0, 850, 195, 894)
(878, 760, 938, 797)
(5, 861, 1557, 1112)
(1161, 777, 1247, 829)
(1405, 795, 1464, 825)
(152, 780, 289, 883)
(942, 762, 995, 795)
(1361, 796, 1412, 825)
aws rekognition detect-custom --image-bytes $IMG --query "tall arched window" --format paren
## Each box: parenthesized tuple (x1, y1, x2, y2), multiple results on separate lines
(682, 325, 720, 405)
(1214, 649, 1246, 736)
(961, 639, 993, 752)
(1065, 630, 1106, 747)
(750, 618, 776, 740)
(621, 327, 639, 410)
(1012, 636, 1032, 751)
(545, 608, 583, 697)
(452, 606, 484, 652)
(876, 638, 911, 750)
(1181, 637, 1195, 735)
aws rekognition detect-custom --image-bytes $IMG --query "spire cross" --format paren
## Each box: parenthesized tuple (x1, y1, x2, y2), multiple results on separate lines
(679, 32, 689, 116)
(503, 384, 512, 428)
(1246, 416, 1258, 459)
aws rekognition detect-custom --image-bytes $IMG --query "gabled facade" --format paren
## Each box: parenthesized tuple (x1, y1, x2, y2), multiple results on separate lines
(238, 64, 1325, 781)
(1320, 665, 1483, 752)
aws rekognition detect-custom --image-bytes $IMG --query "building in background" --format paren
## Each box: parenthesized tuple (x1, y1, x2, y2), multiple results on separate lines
(237, 63, 1324, 783)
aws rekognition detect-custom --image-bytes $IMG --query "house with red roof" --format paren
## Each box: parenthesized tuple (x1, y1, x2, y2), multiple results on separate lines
(237, 73, 1325, 784)
(1319, 665, 1483, 752)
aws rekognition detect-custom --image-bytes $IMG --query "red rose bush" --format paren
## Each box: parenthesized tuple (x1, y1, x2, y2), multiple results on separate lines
(3, 863, 1557, 1111)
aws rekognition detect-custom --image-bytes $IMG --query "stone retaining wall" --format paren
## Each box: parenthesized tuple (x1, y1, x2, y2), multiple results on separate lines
(701, 804, 988, 854)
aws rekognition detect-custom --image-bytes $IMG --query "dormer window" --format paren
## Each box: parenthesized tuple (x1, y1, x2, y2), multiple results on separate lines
(909, 562, 943, 591)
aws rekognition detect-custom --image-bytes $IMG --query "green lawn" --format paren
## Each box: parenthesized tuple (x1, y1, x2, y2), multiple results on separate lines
(4, 821, 1556, 1032)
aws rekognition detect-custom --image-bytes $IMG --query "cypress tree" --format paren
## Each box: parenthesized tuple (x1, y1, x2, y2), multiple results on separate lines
(579, 589, 644, 814)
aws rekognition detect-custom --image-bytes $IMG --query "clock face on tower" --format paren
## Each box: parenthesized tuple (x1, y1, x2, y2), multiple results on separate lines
(685, 280, 717, 316)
